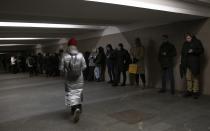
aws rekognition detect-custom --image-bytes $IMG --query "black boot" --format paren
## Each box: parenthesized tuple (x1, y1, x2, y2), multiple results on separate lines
(158, 89, 166, 93)
(183, 91, 192, 98)
(72, 104, 82, 123)
(73, 108, 81, 123)
(193, 92, 200, 99)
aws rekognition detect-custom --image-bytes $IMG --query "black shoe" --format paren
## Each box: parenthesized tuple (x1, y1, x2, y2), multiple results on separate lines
(158, 89, 166, 93)
(73, 108, 80, 123)
(108, 80, 113, 84)
(193, 92, 199, 99)
(112, 83, 118, 86)
(171, 90, 175, 95)
(121, 83, 126, 86)
(183, 91, 192, 98)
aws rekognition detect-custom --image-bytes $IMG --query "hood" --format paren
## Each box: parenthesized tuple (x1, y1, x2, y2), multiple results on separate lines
(67, 45, 79, 55)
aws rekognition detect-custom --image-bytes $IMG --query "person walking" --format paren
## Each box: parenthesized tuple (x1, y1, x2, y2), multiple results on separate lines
(60, 38, 86, 123)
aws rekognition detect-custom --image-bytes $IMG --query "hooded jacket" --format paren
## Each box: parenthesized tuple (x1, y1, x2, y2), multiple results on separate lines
(60, 45, 87, 89)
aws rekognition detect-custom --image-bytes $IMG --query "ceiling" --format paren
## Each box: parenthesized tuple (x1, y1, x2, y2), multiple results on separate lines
(0, 0, 209, 52)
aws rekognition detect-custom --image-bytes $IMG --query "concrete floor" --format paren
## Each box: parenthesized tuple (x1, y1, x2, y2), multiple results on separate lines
(0, 73, 210, 131)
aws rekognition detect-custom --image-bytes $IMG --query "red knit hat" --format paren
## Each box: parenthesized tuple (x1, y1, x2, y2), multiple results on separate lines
(68, 37, 77, 46)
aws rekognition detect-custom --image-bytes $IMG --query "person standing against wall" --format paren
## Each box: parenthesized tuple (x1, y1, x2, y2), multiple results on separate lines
(158, 35, 177, 95)
(113, 43, 131, 86)
(180, 33, 204, 99)
(95, 47, 106, 82)
(26, 55, 34, 77)
(130, 38, 146, 89)
(106, 44, 115, 83)
(88, 49, 97, 81)
(60, 38, 87, 123)
(10, 56, 17, 74)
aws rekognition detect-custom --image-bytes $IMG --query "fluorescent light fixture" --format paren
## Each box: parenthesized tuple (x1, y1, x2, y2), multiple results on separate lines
(0, 44, 36, 46)
(85, 0, 209, 16)
(0, 53, 6, 54)
(0, 38, 60, 40)
(0, 22, 106, 29)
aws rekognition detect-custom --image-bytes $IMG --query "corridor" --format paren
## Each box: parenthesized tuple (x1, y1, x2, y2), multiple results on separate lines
(0, 73, 210, 131)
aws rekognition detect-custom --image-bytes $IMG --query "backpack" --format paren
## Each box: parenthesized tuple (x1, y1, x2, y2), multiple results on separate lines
(65, 54, 82, 80)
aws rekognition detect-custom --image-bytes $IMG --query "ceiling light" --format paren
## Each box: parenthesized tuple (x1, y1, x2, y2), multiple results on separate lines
(0, 44, 36, 46)
(0, 38, 60, 40)
(0, 22, 106, 29)
(85, 0, 208, 16)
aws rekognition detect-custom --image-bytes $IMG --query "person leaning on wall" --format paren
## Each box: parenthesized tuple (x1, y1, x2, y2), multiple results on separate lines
(158, 35, 177, 95)
(129, 38, 146, 89)
(106, 44, 115, 84)
(180, 33, 204, 99)
(112, 43, 131, 86)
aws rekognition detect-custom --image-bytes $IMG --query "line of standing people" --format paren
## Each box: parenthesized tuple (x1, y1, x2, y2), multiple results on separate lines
(158, 33, 204, 99)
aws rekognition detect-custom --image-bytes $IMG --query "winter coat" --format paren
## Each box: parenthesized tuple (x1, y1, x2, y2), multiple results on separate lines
(60, 46, 87, 89)
(88, 52, 97, 67)
(95, 48, 106, 67)
(180, 38, 204, 76)
(158, 41, 177, 69)
(118, 48, 131, 72)
(106, 49, 115, 65)
(130, 46, 145, 73)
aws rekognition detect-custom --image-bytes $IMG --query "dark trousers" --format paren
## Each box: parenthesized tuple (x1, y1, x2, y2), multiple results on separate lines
(136, 73, 146, 85)
(161, 67, 175, 93)
(121, 71, 127, 84)
(100, 65, 106, 81)
(71, 104, 82, 114)
(28, 67, 33, 77)
(12, 65, 17, 74)
(88, 66, 95, 81)
(114, 68, 126, 85)
(107, 64, 115, 82)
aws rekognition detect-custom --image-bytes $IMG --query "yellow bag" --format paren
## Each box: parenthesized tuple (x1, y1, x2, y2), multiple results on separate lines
(128, 64, 138, 74)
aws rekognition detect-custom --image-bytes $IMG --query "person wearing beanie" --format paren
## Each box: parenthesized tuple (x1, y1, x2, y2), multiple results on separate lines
(60, 37, 87, 123)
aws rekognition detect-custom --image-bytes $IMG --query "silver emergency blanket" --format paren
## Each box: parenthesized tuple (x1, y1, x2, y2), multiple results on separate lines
(65, 89, 83, 106)
(60, 46, 86, 107)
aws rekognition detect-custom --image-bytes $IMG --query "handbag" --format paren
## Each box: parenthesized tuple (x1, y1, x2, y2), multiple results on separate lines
(128, 64, 138, 74)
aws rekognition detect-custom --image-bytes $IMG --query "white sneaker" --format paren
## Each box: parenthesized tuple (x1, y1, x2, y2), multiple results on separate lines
(73, 108, 80, 123)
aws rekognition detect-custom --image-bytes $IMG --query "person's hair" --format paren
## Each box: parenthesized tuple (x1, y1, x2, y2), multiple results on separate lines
(98, 46, 104, 53)
(135, 37, 142, 46)
(185, 33, 193, 38)
(135, 38, 141, 42)
(118, 43, 123, 48)
(106, 44, 113, 49)
(162, 34, 168, 39)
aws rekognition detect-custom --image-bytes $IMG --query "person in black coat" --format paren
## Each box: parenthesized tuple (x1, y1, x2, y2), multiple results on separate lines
(158, 35, 177, 94)
(106, 44, 115, 83)
(95, 47, 106, 81)
(180, 33, 204, 99)
(112, 43, 131, 86)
